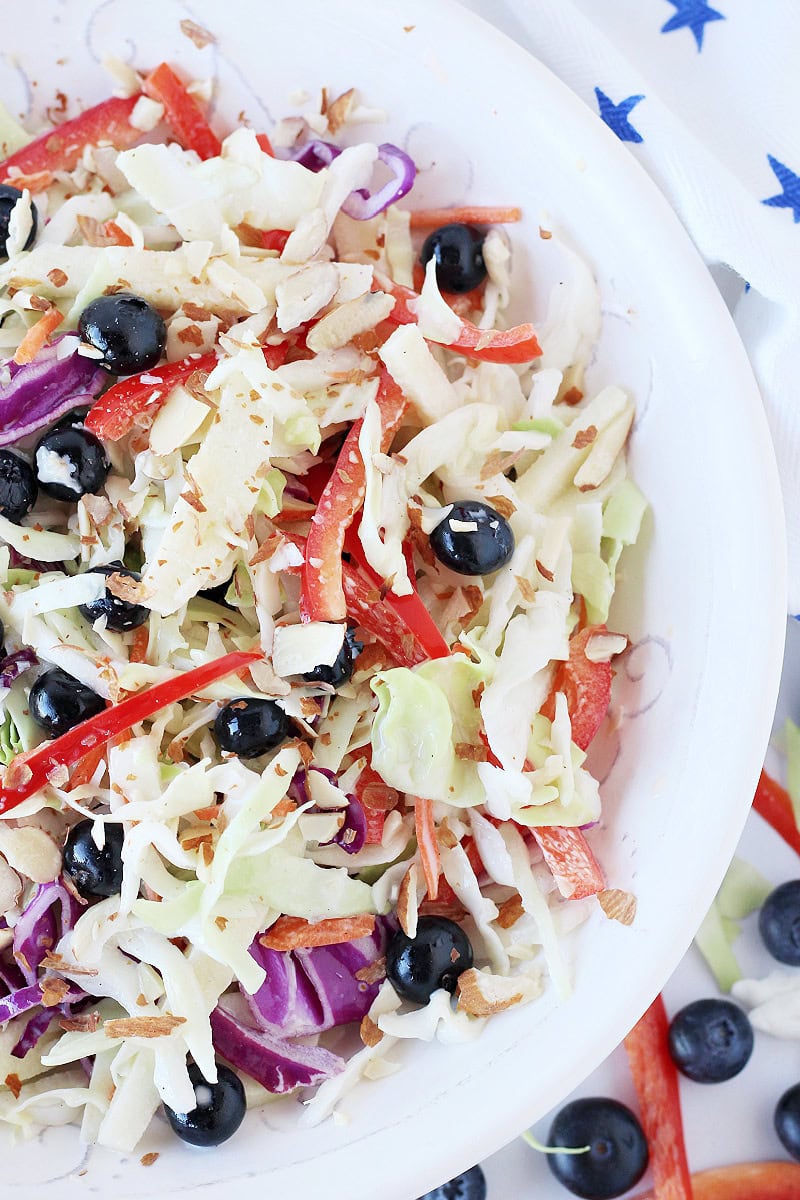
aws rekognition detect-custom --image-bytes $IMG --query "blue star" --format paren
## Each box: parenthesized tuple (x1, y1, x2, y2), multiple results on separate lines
(762, 155, 800, 223)
(594, 89, 645, 144)
(661, 0, 725, 51)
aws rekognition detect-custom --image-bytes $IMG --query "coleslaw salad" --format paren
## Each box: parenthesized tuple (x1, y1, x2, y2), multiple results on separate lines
(0, 61, 646, 1151)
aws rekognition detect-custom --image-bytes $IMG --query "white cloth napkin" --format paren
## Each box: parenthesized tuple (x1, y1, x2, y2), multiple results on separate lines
(460, 0, 800, 613)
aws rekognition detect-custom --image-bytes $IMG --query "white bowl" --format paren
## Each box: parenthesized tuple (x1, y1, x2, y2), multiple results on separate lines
(0, 1, 786, 1196)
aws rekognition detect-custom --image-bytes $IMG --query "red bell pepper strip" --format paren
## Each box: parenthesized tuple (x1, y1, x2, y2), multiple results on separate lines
(0, 95, 144, 190)
(300, 369, 407, 623)
(634, 1161, 800, 1200)
(341, 559, 431, 667)
(753, 768, 800, 857)
(343, 529, 450, 661)
(531, 825, 605, 899)
(144, 63, 221, 160)
(255, 132, 275, 156)
(0, 650, 260, 812)
(379, 276, 542, 364)
(86, 344, 288, 441)
(541, 624, 614, 751)
(624, 994, 693, 1200)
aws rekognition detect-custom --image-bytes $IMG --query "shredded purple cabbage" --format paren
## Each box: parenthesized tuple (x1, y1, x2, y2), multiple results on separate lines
(291, 766, 367, 855)
(0, 648, 37, 689)
(0, 983, 43, 1022)
(243, 916, 389, 1039)
(0, 334, 105, 447)
(287, 140, 416, 220)
(11, 1005, 58, 1057)
(210, 994, 344, 1094)
(12, 879, 84, 984)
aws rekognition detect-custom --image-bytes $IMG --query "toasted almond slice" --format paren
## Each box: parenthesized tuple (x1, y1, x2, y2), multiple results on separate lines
(397, 863, 420, 938)
(598, 888, 637, 926)
(104, 1014, 186, 1039)
(359, 1014, 383, 1047)
(456, 967, 542, 1017)
(585, 632, 629, 663)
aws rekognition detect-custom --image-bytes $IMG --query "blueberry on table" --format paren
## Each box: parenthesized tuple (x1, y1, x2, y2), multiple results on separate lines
(35, 424, 109, 502)
(546, 1097, 649, 1200)
(430, 500, 514, 576)
(0, 183, 38, 258)
(667, 997, 753, 1083)
(386, 916, 473, 1005)
(775, 1082, 800, 1162)
(28, 666, 105, 737)
(302, 629, 356, 688)
(78, 292, 166, 375)
(0, 449, 37, 524)
(63, 818, 124, 899)
(417, 1164, 487, 1200)
(420, 223, 487, 294)
(214, 697, 289, 757)
(759, 879, 800, 965)
(164, 1061, 246, 1147)
(78, 563, 150, 632)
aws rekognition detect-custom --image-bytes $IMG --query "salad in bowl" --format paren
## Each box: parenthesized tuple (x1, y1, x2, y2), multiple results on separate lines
(0, 55, 645, 1154)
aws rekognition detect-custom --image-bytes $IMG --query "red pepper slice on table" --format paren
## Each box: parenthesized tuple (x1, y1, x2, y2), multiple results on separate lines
(85, 344, 288, 441)
(0, 94, 144, 191)
(753, 768, 800, 857)
(634, 1161, 800, 1200)
(378, 276, 542, 364)
(300, 368, 408, 623)
(0, 650, 260, 811)
(144, 62, 221, 160)
(624, 993, 693, 1200)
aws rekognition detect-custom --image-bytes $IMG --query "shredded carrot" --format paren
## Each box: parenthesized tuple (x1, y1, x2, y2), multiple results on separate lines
(66, 743, 106, 791)
(5, 170, 54, 193)
(129, 626, 149, 664)
(259, 914, 376, 951)
(415, 796, 441, 902)
(408, 205, 522, 229)
(13, 308, 64, 365)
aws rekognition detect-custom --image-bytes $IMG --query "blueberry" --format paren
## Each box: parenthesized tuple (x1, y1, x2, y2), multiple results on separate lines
(430, 500, 514, 576)
(759, 880, 800, 965)
(0, 184, 38, 258)
(34, 425, 109, 502)
(0, 450, 37, 524)
(78, 292, 166, 375)
(164, 1061, 246, 1147)
(417, 1165, 487, 1200)
(78, 563, 150, 632)
(28, 666, 105, 737)
(302, 629, 358, 688)
(667, 998, 753, 1083)
(63, 819, 124, 899)
(775, 1082, 800, 1162)
(386, 916, 473, 1005)
(546, 1098, 649, 1200)
(420, 224, 487, 294)
(214, 697, 289, 757)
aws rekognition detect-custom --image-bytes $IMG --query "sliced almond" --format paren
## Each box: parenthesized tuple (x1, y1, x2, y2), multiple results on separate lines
(0, 857, 21, 914)
(585, 633, 629, 663)
(456, 967, 540, 1017)
(598, 889, 637, 926)
(104, 1014, 186, 1039)
(106, 571, 153, 604)
(359, 1014, 383, 1047)
(355, 955, 386, 985)
(397, 863, 420, 938)
(496, 892, 525, 930)
(0, 825, 61, 883)
(40, 976, 71, 1007)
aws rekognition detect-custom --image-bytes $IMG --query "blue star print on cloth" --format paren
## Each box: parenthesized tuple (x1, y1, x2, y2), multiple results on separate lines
(762, 156, 800, 223)
(594, 88, 645, 143)
(661, 0, 725, 51)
